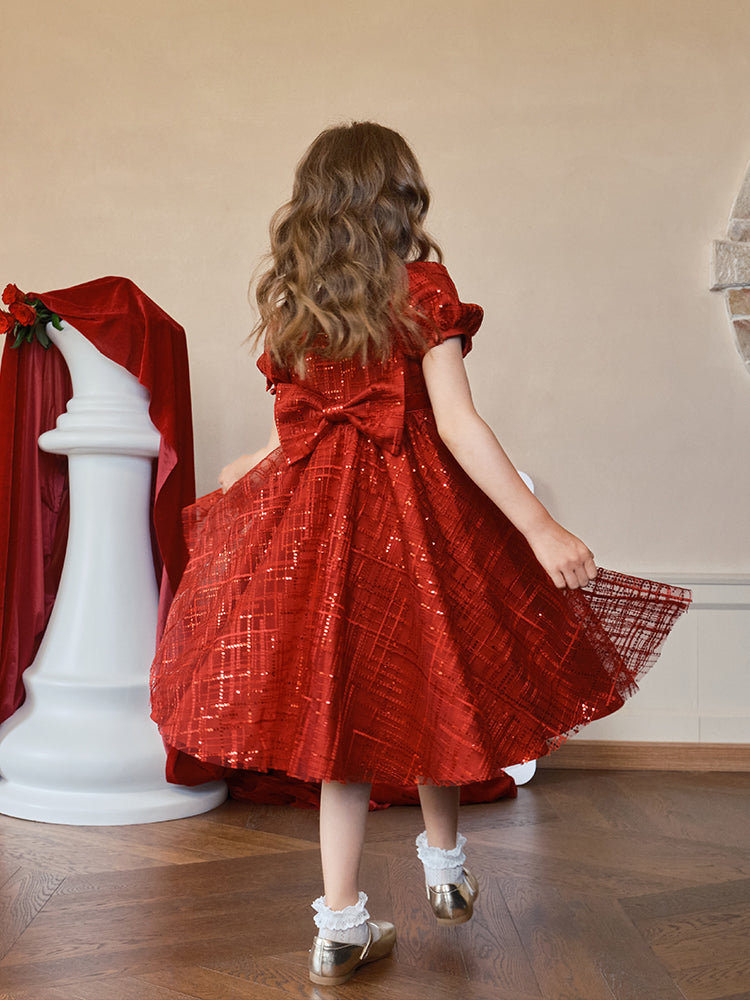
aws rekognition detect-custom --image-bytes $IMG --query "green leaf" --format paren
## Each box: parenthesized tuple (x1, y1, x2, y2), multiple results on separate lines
(51, 313, 63, 331)
(37, 328, 51, 349)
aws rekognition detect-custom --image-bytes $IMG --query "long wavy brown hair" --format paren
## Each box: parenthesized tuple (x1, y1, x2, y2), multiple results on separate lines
(252, 122, 442, 373)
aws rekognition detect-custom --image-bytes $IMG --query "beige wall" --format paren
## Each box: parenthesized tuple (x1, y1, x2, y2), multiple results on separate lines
(3, 0, 750, 579)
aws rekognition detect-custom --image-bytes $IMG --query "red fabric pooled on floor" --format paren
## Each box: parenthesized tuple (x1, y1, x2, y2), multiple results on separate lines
(164, 747, 517, 809)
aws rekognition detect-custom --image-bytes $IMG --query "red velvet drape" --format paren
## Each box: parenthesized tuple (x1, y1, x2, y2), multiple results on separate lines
(0, 340, 71, 722)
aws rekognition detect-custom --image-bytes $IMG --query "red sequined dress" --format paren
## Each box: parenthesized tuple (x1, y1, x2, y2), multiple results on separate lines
(150, 261, 691, 787)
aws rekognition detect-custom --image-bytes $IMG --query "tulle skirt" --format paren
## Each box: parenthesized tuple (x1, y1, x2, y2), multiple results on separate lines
(150, 413, 691, 786)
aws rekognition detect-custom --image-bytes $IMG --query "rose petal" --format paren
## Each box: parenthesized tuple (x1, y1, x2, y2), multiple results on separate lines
(9, 301, 37, 325)
(2, 283, 25, 306)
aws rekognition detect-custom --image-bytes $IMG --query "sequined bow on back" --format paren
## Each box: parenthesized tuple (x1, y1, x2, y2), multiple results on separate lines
(275, 375, 405, 464)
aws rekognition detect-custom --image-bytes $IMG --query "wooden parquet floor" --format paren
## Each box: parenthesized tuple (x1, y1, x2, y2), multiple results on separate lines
(0, 769, 748, 1000)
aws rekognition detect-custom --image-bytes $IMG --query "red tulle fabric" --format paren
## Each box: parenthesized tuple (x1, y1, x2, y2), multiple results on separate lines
(150, 261, 691, 788)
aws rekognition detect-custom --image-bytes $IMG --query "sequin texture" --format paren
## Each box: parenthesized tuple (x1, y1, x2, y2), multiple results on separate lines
(150, 261, 691, 785)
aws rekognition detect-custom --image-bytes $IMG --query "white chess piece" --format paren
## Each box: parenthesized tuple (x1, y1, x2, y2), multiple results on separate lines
(0, 321, 227, 824)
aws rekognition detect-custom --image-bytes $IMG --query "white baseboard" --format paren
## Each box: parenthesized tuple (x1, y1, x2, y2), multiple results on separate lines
(538, 740, 750, 772)
(568, 573, 750, 745)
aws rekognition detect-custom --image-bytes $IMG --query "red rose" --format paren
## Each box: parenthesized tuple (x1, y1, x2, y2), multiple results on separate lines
(9, 301, 36, 325)
(0, 310, 15, 334)
(2, 283, 25, 306)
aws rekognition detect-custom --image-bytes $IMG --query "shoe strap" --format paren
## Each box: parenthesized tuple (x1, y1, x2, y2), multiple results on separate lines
(359, 924, 374, 961)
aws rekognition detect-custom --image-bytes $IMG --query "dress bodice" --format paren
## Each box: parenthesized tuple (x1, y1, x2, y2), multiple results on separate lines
(256, 262, 484, 464)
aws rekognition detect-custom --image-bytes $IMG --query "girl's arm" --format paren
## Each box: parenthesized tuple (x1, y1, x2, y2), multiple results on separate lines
(421, 336, 596, 590)
(218, 423, 280, 493)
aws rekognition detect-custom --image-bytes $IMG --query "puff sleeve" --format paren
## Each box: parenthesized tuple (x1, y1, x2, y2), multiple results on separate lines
(406, 261, 484, 357)
(256, 348, 291, 394)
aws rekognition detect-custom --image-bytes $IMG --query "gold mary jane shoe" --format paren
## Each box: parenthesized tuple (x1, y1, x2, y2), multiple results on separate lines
(427, 868, 479, 925)
(308, 920, 396, 986)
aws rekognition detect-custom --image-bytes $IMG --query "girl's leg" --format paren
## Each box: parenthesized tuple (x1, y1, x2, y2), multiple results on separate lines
(416, 783, 477, 923)
(319, 780, 372, 909)
(416, 783, 465, 884)
(416, 783, 460, 849)
(310, 781, 396, 984)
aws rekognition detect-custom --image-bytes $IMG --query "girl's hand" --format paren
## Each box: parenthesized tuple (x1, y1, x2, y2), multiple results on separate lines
(218, 453, 261, 493)
(525, 520, 597, 590)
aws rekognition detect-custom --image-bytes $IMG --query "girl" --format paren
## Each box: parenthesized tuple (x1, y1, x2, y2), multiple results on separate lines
(150, 122, 690, 986)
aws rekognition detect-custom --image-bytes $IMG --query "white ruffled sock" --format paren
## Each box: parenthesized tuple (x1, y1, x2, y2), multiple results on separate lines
(416, 831, 467, 886)
(311, 891, 373, 946)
